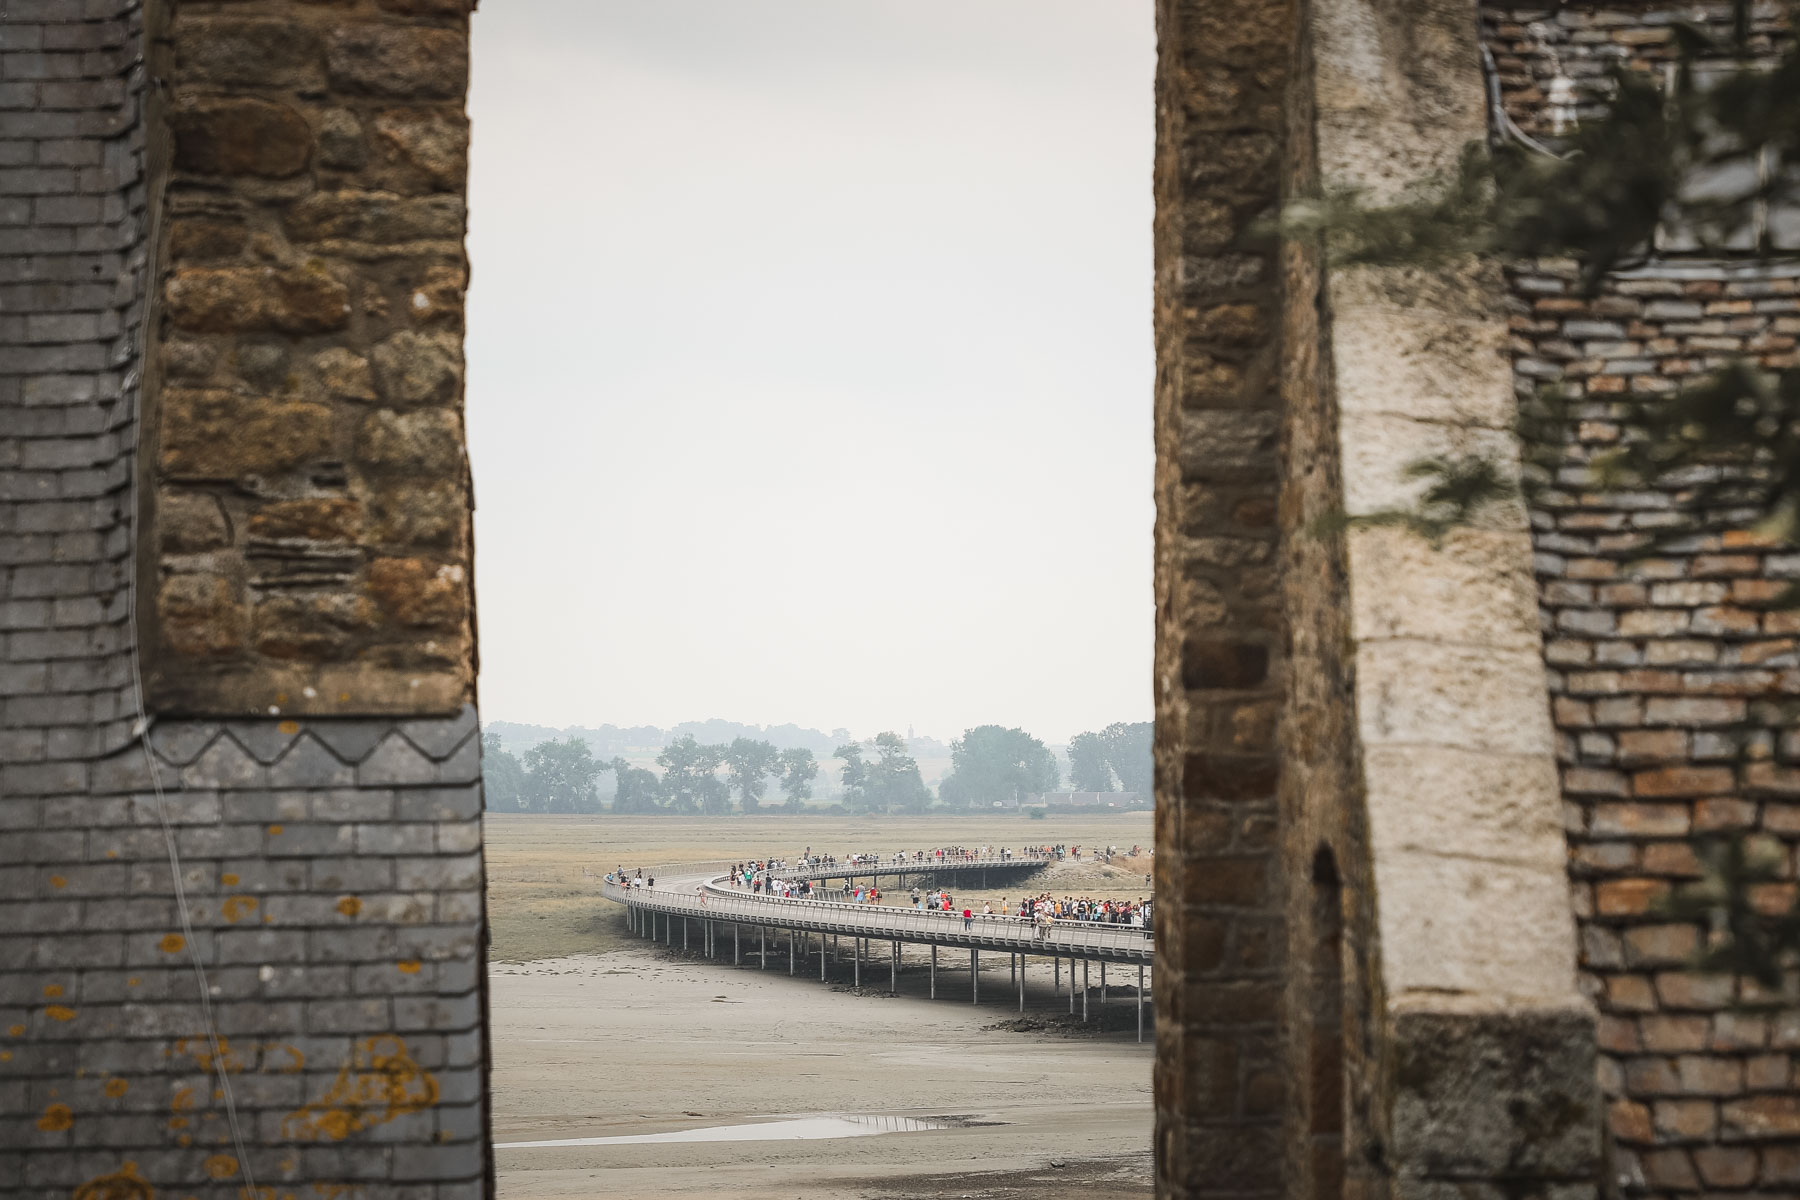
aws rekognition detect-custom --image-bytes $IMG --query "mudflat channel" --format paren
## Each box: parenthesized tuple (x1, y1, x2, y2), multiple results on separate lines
(489, 944, 1153, 1199)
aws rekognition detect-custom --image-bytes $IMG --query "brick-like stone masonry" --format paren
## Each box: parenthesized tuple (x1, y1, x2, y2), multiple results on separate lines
(3, 2, 493, 1196)
(1152, 0, 1290, 1195)
(146, 0, 475, 718)
(1516, 260, 1800, 1196)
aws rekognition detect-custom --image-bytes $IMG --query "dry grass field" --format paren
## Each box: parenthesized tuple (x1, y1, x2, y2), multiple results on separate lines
(483, 811, 1155, 962)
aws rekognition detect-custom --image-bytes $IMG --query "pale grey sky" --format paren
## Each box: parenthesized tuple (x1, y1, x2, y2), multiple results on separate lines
(465, 0, 1155, 744)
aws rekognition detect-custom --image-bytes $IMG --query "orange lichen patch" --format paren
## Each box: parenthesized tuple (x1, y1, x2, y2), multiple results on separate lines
(45, 1005, 75, 1022)
(264, 1043, 306, 1074)
(267, 825, 283, 836)
(72, 1160, 154, 1200)
(49, 875, 67, 888)
(168, 1118, 189, 1130)
(222, 896, 259, 924)
(43, 984, 63, 998)
(159, 934, 185, 954)
(170, 1038, 246, 1075)
(104, 1078, 130, 1098)
(127, 978, 140, 988)
(37, 1102, 73, 1131)
(335, 897, 362, 918)
(395, 961, 421, 975)
(171, 1086, 196, 1112)
(1, 1050, 13, 1062)
(221, 873, 240, 886)
(105, 849, 119, 859)
(203, 1155, 238, 1180)
(8, 1024, 23, 1036)
(177, 1133, 192, 1146)
(278, 720, 300, 735)
(281, 1035, 438, 1142)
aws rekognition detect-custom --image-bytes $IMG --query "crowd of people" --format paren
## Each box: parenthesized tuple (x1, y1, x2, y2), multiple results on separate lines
(606, 844, 1153, 935)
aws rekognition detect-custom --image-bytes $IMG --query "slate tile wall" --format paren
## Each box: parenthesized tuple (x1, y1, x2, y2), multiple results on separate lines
(2, 2, 493, 1196)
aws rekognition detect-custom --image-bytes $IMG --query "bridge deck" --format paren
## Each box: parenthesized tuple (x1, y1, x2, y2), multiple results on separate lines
(601, 854, 1153, 964)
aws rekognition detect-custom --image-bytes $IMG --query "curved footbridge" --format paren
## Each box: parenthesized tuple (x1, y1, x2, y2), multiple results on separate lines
(600, 854, 1155, 1041)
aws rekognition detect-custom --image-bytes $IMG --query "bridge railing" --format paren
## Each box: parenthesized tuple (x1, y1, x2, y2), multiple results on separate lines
(605, 853, 1052, 883)
(601, 875, 1152, 959)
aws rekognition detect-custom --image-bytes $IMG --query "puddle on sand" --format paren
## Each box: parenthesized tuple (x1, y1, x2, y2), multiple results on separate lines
(496, 1114, 945, 1149)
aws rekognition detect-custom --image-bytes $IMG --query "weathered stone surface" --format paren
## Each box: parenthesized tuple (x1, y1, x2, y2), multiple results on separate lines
(246, 498, 362, 542)
(371, 107, 469, 191)
(158, 573, 245, 657)
(160, 390, 333, 478)
(285, 189, 465, 244)
(165, 266, 350, 334)
(314, 347, 377, 400)
(171, 97, 312, 179)
(366, 557, 466, 628)
(317, 107, 366, 169)
(356, 408, 464, 475)
(366, 480, 468, 548)
(158, 489, 231, 552)
(167, 217, 248, 261)
(176, 17, 325, 89)
(1390, 1006, 1600, 1179)
(326, 25, 468, 99)
(251, 591, 375, 660)
(371, 330, 462, 405)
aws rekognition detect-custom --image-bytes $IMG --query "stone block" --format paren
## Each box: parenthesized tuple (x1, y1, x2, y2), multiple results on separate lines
(1389, 1004, 1600, 1180)
(158, 389, 333, 478)
(326, 25, 468, 99)
(171, 97, 311, 178)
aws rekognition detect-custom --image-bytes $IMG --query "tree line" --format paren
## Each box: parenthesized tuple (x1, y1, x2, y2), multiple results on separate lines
(481, 719, 1151, 816)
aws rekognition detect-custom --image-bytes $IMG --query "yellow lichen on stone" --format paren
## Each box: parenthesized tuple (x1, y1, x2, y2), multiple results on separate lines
(281, 1035, 438, 1141)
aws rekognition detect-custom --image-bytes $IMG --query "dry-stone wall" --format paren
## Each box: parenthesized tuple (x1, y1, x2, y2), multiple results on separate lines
(3, 1, 492, 1197)
(1485, 2, 1800, 1194)
(146, 0, 475, 718)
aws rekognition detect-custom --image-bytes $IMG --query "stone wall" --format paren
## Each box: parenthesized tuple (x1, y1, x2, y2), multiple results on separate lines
(3, 2, 493, 1196)
(1476, 2, 1800, 1193)
(1516, 260, 1800, 1194)
(1152, 0, 1292, 1193)
(144, 0, 475, 718)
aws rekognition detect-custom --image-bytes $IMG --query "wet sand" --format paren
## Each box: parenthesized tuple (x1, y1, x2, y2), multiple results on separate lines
(490, 937, 1153, 1199)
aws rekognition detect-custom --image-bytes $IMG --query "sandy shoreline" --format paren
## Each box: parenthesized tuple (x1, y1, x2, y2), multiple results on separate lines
(490, 942, 1154, 1199)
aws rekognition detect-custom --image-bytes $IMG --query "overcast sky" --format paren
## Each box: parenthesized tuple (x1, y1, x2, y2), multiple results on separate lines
(465, 0, 1155, 745)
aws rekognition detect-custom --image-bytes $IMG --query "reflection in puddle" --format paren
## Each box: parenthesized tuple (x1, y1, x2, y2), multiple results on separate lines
(497, 1114, 946, 1148)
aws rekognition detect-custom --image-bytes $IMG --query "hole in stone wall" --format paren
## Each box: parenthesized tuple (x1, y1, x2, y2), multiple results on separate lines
(1310, 844, 1345, 1200)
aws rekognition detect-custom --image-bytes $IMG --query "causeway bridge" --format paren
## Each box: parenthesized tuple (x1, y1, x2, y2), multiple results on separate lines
(599, 852, 1156, 1040)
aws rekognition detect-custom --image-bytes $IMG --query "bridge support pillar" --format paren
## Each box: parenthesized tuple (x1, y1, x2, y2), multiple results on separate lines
(890, 940, 897, 995)
(1082, 959, 1089, 1022)
(929, 944, 936, 999)
(734, 924, 740, 965)
(820, 936, 826, 981)
(1136, 964, 1143, 1043)
(1069, 958, 1076, 1016)
(1054, 956, 1059, 990)
(971, 948, 979, 1004)
(683, 919, 689, 952)
(1099, 961, 1106, 1009)
(1018, 954, 1025, 1012)
(789, 929, 795, 975)
(853, 937, 861, 987)
(760, 926, 766, 969)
